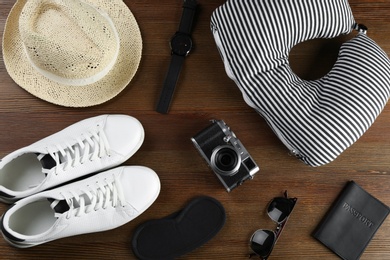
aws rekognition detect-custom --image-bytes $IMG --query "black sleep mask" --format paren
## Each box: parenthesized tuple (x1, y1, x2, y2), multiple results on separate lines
(132, 196, 226, 259)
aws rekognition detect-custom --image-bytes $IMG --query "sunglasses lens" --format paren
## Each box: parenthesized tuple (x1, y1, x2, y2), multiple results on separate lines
(267, 197, 294, 223)
(250, 229, 275, 257)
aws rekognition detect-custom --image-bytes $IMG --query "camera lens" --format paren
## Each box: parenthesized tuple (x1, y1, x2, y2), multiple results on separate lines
(216, 148, 237, 170)
(211, 145, 241, 176)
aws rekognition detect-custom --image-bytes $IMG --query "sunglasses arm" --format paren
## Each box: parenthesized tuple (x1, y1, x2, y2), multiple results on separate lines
(248, 252, 268, 259)
(276, 197, 297, 238)
(274, 219, 287, 241)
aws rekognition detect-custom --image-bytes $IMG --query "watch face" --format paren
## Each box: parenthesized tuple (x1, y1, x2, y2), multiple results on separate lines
(170, 33, 192, 56)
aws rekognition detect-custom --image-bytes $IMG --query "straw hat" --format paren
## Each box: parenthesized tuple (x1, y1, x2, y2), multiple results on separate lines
(2, 0, 142, 107)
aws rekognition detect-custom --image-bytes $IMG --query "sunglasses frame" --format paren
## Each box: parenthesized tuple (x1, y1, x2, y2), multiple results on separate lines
(249, 190, 297, 259)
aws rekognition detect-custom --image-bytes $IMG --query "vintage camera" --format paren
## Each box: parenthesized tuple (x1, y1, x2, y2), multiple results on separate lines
(191, 119, 259, 192)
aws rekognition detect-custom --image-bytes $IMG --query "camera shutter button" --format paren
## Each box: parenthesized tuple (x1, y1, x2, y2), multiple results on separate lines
(223, 135, 232, 142)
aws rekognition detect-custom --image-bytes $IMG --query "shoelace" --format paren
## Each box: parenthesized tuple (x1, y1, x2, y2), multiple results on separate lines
(38, 128, 111, 175)
(50, 174, 126, 219)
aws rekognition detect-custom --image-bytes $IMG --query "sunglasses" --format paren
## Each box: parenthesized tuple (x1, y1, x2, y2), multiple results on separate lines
(249, 191, 297, 259)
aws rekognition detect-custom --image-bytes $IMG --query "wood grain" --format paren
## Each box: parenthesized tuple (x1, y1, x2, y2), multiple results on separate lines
(0, 0, 389, 259)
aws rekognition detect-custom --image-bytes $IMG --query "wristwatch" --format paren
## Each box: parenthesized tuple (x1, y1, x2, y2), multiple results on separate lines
(156, 0, 198, 114)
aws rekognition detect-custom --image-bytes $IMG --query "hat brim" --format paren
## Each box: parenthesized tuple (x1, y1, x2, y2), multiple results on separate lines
(2, 0, 142, 107)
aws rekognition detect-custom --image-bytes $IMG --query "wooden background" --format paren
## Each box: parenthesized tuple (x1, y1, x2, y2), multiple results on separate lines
(0, 0, 389, 259)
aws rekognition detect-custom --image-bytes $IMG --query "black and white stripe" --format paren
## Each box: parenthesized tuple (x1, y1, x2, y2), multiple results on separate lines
(211, 0, 390, 166)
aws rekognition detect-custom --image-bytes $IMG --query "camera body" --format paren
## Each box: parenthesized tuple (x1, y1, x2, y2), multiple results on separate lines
(191, 119, 259, 192)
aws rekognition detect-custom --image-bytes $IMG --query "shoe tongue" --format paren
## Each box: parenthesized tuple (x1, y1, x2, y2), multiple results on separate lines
(38, 154, 57, 170)
(48, 198, 70, 214)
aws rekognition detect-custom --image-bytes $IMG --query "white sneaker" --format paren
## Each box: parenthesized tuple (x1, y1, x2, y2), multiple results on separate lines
(0, 166, 160, 248)
(0, 114, 144, 202)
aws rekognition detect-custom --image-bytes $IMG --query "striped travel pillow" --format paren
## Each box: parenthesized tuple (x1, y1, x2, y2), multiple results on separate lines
(210, 0, 390, 167)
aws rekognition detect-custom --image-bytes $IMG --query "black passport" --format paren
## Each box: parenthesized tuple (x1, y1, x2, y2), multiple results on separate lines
(313, 181, 389, 260)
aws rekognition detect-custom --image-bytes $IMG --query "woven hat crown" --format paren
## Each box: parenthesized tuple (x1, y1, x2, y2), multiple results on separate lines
(18, 0, 120, 86)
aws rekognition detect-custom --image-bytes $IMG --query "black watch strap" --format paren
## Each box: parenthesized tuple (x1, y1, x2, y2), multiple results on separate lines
(156, 0, 197, 114)
(179, 0, 197, 34)
(156, 54, 185, 114)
